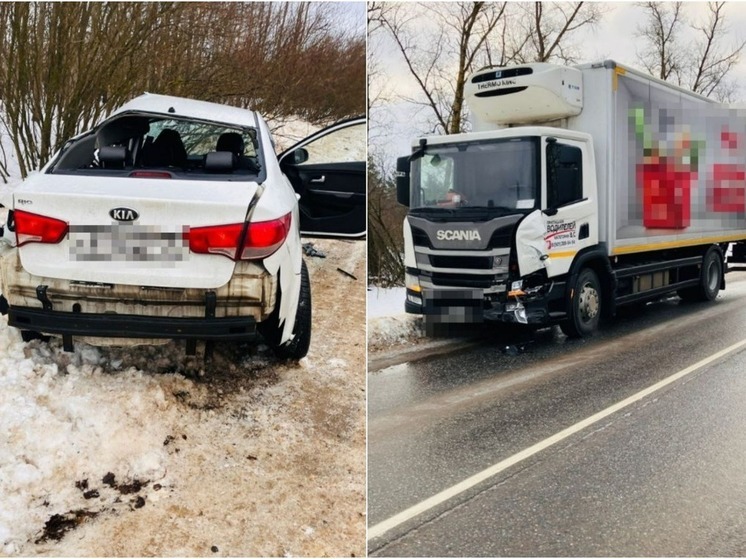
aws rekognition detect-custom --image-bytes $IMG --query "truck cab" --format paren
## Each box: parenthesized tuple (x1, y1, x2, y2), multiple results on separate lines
(398, 126, 598, 332)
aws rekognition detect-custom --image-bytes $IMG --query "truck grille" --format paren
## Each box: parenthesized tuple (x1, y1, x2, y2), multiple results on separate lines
(412, 227, 431, 248)
(413, 226, 511, 249)
(429, 255, 493, 270)
(489, 229, 512, 248)
(428, 272, 495, 289)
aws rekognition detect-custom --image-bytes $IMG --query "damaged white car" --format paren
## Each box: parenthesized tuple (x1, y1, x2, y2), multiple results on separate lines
(0, 94, 364, 359)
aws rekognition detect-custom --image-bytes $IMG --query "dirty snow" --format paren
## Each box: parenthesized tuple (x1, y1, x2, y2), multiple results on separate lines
(0, 239, 366, 556)
(367, 286, 426, 353)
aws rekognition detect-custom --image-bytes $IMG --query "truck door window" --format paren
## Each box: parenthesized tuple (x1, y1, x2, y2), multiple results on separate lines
(547, 143, 583, 208)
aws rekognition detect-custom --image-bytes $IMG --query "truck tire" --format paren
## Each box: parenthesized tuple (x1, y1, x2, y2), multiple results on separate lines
(560, 268, 601, 338)
(678, 247, 722, 302)
(258, 260, 311, 360)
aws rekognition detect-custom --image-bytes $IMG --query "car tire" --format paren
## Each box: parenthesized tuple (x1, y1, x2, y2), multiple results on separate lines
(258, 260, 312, 360)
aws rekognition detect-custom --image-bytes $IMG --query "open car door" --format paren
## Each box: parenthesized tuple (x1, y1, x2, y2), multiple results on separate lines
(279, 117, 366, 237)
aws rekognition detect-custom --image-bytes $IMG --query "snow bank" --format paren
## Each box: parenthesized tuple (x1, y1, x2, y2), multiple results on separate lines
(367, 286, 426, 351)
(0, 319, 191, 554)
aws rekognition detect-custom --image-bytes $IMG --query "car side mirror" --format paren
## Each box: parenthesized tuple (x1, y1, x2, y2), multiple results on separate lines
(292, 148, 309, 165)
(396, 156, 410, 207)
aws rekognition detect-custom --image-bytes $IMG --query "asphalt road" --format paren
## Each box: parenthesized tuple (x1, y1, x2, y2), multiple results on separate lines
(368, 272, 746, 556)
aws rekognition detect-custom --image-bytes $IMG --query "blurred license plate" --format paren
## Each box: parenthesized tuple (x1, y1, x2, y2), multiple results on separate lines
(69, 224, 188, 262)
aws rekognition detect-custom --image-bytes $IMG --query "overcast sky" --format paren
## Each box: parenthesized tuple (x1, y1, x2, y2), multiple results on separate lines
(369, 2, 746, 171)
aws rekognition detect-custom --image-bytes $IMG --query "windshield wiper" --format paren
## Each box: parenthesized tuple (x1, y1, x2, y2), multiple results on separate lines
(463, 205, 520, 214)
(410, 207, 457, 215)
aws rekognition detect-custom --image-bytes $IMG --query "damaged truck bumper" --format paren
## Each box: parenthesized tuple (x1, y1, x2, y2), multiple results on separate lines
(407, 281, 565, 326)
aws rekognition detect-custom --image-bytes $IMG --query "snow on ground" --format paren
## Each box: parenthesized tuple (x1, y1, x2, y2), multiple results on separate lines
(367, 286, 426, 352)
(0, 239, 366, 557)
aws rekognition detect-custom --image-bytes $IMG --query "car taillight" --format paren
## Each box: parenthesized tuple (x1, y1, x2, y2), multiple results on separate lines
(187, 213, 291, 261)
(240, 213, 292, 260)
(14, 210, 69, 247)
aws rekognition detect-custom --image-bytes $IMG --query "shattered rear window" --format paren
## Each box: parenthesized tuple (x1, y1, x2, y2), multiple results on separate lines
(49, 114, 263, 181)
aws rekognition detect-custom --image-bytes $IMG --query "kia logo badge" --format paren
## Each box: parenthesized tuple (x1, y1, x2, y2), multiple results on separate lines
(109, 207, 139, 222)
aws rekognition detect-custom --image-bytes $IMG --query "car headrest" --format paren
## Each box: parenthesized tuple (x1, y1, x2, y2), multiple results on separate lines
(99, 146, 128, 168)
(216, 132, 244, 155)
(204, 151, 235, 172)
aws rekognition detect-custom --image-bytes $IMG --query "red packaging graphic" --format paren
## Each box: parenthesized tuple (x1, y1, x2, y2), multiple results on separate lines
(638, 160, 694, 228)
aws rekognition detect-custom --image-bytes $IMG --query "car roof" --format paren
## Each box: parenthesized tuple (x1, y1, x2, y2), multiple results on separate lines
(110, 93, 259, 127)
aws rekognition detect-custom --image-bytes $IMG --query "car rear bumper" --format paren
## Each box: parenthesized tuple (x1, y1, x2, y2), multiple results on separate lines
(8, 306, 257, 341)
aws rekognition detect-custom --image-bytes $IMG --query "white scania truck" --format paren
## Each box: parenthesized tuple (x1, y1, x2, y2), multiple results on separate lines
(396, 60, 746, 337)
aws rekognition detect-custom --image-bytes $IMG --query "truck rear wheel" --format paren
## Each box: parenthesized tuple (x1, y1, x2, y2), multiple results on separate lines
(678, 247, 722, 302)
(560, 268, 601, 338)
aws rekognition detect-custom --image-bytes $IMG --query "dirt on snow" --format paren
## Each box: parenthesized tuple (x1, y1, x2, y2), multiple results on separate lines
(0, 238, 366, 557)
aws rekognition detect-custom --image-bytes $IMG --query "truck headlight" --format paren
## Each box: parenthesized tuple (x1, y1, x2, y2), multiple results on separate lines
(407, 293, 422, 306)
(406, 273, 421, 293)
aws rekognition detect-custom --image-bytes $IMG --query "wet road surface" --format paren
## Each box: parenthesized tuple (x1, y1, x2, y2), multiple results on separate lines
(368, 272, 746, 556)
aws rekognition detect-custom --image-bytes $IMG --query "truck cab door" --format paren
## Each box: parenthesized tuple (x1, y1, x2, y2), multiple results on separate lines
(542, 138, 597, 277)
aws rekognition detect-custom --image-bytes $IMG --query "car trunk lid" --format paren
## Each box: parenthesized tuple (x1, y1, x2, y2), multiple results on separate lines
(13, 173, 259, 289)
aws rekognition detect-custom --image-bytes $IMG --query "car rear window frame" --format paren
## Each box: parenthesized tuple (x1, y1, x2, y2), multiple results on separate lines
(47, 111, 267, 183)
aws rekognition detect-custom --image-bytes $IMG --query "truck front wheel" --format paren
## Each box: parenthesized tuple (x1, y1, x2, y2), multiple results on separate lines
(560, 268, 601, 338)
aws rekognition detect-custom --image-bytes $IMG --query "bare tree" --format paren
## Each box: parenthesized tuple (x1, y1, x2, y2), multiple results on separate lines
(521, 2, 605, 63)
(376, 2, 505, 134)
(0, 3, 365, 182)
(636, 2, 744, 101)
(635, 2, 686, 83)
(688, 2, 745, 101)
(367, 155, 407, 286)
(374, 2, 604, 135)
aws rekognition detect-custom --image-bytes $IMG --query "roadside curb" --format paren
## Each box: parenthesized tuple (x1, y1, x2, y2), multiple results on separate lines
(368, 338, 480, 372)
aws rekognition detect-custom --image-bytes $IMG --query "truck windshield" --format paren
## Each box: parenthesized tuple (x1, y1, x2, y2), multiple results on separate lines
(410, 137, 539, 215)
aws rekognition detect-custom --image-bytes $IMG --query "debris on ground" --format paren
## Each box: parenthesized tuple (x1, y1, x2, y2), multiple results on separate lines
(337, 267, 357, 280)
(302, 243, 326, 258)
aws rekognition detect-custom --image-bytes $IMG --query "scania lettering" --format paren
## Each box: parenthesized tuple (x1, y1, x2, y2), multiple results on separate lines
(436, 230, 481, 242)
(396, 61, 746, 336)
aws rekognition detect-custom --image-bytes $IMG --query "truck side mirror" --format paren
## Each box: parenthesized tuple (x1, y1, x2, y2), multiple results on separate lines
(396, 156, 411, 207)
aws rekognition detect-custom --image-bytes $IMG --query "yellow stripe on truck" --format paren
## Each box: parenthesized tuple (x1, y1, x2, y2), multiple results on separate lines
(549, 251, 577, 259)
(612, 234, 745, 256)
(613, 66, 626, 91)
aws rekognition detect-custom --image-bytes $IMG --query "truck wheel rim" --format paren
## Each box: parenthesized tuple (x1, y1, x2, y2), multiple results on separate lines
(579, 283, 599, 322)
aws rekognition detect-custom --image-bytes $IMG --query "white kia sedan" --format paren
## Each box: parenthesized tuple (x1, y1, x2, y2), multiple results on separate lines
(0, 94, 364, 360)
